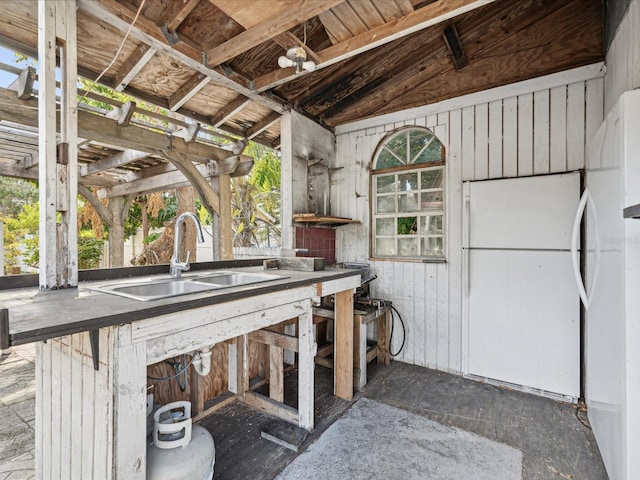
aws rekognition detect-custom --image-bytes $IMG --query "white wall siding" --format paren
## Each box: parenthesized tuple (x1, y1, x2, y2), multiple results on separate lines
(334, 71, 604, 372)
(605, 0, 640, 113)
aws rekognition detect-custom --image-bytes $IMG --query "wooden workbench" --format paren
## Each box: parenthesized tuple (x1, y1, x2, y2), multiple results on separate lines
(0, 262, 360, 479)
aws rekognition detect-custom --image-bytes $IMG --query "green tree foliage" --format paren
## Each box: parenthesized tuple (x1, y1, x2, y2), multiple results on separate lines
(0, 178, 38, 217)
(231, 142, 281, 247)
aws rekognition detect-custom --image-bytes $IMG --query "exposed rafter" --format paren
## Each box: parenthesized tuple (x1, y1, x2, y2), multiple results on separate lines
(114, 43, 156, 92)
(253, 0, 495, 91)
(210, 95, 252, 128)
(161, 0, 201, 33)
(81, 149, 149, 176)
(169, 72, 211, 111)
(246, 112, 281, 140)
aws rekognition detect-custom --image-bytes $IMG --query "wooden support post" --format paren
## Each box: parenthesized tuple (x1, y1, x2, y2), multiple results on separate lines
(377, 308, 392, 366)
(235, 334, 249, 400)
(297, 299, 315, 430)
(219, 173, 233, 260)
(334, 289, 354, 400)
(269, 344, 284, 402)
(38, 0, 78, 289)
(354, 315, 367, 391)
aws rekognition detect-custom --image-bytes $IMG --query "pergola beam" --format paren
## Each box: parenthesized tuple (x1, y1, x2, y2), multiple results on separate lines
(81, 149, 149, 176)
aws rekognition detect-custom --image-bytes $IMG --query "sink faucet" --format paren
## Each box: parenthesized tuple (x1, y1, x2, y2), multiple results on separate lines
(170, 212, 205, 278)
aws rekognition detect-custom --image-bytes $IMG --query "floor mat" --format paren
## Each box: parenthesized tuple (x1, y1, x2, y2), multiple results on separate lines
(276, 397, 523, 480)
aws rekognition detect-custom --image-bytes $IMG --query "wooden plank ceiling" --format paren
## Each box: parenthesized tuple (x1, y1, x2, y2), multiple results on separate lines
(0, 0, 602, 187)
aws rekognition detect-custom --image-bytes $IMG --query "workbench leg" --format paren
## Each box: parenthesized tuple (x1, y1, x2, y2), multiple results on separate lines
(235, 334, 249, 400)
(269, 344, 284, 402)
(378, 308, 391, 366)
(297, 300, 315, 430)
(334, 289, 354, 400)
(354, 316, 367, 391)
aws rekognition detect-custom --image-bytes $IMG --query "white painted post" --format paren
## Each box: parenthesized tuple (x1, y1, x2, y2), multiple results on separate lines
(38, 0, 78, 289)
(297, 299, 315, 430)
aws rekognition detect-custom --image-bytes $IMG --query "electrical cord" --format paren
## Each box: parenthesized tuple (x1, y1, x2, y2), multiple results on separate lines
(389, 304, 406, 357)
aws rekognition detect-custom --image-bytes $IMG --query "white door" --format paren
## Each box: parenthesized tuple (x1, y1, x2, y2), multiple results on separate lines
(465, 173, 581, 399)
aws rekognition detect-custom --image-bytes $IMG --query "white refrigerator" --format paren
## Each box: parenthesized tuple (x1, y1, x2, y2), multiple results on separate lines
(463, 172, 581, 400)
(585, 89, 640, 480)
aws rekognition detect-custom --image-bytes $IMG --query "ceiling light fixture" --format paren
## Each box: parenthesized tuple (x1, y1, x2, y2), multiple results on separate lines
(277, 21, 315, 73)
(278, 46, 316, 73)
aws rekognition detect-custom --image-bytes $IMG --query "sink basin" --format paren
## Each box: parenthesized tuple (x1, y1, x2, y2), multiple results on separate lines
(90, 278, 221, 302)
(88, 271, 286, 301)
(191, 272, 283, 286)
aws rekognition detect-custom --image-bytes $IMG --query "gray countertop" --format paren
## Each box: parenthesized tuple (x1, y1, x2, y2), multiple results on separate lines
(0, 264, 360, 346)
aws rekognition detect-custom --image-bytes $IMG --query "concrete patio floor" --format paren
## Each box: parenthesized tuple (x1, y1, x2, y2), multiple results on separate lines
(0, 345, 35, 480)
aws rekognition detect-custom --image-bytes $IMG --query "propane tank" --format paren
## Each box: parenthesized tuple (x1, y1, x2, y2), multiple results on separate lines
(147, 401, 215, 480)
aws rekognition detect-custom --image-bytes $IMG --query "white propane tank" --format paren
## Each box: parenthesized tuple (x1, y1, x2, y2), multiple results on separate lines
(147, 401, 215, 480)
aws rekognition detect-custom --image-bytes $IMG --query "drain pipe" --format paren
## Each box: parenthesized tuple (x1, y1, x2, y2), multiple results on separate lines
(192, 346, 212, 376)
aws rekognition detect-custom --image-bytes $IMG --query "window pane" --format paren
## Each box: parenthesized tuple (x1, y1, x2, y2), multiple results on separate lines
(421, 169, 443, 189)
(420, 215, 443, 234)
(421, 237, 444, 257)
(398, 193, 420, 212)
(376, 218, 394, 235)
(376, 196, 396, 213)
(385, 133, 408, 162)
(376, 175, 396, 193)
(376, 238, 396, 256)
(421, 191, 443, 210)
(377, 148, 403, 169)
(414, 139, 443, 164)
(398, 172, 418, 191)
(397, 216, 417, 234)
(398, 238, 419, 257)
(409, 130, 432, 162)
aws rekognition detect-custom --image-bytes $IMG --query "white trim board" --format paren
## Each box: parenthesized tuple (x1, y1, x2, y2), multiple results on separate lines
(335, 63, 606, 135)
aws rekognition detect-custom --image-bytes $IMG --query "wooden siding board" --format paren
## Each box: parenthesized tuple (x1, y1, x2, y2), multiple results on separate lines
(566, 82, 585, 171)
(533, 89, 550, 175)
(502, 96, 518, 177)
(425, 263, 437, 368)
(488, 100, 503, 179)
(474, 103, 489, 180)
(550, 85, 568, 173)
(461, 106, 475, 181)
(517, 93, 534, 176)
(586, 77, 605, 147)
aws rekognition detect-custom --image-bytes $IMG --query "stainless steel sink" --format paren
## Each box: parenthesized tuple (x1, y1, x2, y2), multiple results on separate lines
(88, 271, 286, 301)
(190, 272, 283, 286)
(89, 278, 221, 302)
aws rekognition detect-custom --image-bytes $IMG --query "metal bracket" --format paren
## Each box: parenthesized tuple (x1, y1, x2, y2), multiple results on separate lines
(160, 23, 180, 45)
(89, 329, 100, 371)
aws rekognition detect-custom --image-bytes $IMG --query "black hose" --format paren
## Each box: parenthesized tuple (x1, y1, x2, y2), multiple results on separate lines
(389, 304, 406, 357)
(147, 354, 194, 383)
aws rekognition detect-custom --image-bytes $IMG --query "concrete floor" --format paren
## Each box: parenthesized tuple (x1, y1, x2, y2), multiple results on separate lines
(0, 346, 607, 480)
(0, 345, 35, 480)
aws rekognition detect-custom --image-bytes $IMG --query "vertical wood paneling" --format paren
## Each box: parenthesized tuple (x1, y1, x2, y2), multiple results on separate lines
(533, 90, 550, 174)
(474, 104, 489, 180)
(517, 93, 534, 176)
(334, 70, 603, 376)
(502, 97, 518, 177)
(50, 339, 61, 478)
(567, 83, 585, 171)
(81, 333, 95, 479)
(461, 106, 475, 181)
(70, 334, 83, 480)
(550, 86, 568, 172)
(488, 100, 503, 178)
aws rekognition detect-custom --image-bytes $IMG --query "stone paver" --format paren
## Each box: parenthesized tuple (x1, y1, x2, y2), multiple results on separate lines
(0, 346, 35, 480)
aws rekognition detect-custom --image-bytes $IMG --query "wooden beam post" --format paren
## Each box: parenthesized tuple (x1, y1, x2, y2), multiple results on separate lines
(38, 0, 78, 289)
(219, 173, 233, 260)
(334, 289, 354, 400)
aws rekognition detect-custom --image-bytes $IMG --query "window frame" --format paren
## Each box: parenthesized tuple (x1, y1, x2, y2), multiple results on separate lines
(369, 127, 446, 263)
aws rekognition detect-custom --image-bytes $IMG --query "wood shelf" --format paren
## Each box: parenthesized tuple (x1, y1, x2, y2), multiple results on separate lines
(293, 214, 360, 226)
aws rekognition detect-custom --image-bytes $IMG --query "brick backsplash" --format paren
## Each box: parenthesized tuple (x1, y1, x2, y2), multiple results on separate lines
(295, 226, 336, 264)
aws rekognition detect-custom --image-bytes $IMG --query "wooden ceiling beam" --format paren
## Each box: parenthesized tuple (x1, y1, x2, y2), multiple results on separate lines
(81, 149, 149, 176)
(203, 0, 346, 67)
(210, 95, 252, 128)
(77, 0, 289, 114)
(161, 0, 201, 33)
(169, 72, 211, 111)
(0, 158, 121, 187)
(253, 0, 495, 91)
(114, 43, 157, 92)
(245, 112, 281, 140)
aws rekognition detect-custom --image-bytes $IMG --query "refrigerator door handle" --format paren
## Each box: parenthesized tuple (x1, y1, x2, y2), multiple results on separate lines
(571, 188, 600, 310)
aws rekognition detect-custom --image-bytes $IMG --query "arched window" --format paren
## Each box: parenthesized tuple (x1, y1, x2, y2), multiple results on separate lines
(371, 127, 445, 260)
